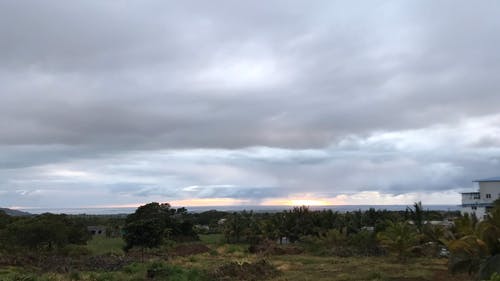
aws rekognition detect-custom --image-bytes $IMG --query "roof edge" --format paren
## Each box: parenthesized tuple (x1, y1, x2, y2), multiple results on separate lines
(473, 177, 500, 182)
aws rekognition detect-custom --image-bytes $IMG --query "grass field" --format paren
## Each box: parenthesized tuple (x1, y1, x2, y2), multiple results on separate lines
(86, 235, 125, 255)
(169, 248, 471, 281)
(0, 235, 474, 281)
(199, 234, 225, 245)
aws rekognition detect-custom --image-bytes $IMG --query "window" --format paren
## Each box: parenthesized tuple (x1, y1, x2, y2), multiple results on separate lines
(472, 206, 477, 210)
(486, 194, 492, 199)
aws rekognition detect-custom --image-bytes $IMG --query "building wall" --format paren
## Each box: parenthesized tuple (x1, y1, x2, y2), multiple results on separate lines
(461, 181, 500, 220)
(479, 181, 500, 203)
(462, 192, 481, 205)
(461, 206, 486, 220)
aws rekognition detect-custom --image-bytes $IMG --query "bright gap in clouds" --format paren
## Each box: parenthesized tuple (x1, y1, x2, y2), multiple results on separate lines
(5, 113, 500, 208)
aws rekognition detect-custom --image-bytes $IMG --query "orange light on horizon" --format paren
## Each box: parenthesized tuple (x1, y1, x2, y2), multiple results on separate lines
(261, 198, 338, 206)
(288, 199, 331, 206)
(169, 198, 249, 207)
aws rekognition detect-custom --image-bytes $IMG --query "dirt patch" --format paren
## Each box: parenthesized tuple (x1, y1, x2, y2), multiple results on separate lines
(46, 254, 134, 272)
(386, 277, 426, 281)
(170, 243, 211, 257)
(211, 259, 280, 281)
(0, 253, 134, 272)
(431, 270, 473, 281)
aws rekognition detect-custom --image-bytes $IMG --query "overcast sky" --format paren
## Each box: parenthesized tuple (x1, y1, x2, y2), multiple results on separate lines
(1, 1, 500, 209)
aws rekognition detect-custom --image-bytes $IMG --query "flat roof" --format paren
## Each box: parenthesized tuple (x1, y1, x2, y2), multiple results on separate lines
(461, 192, 480, 194)
(474, 176, 500, 182)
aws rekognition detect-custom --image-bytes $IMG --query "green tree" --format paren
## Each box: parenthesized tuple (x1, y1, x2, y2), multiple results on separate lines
(377, 221, 419, 261)
(447, 201, 500, 275)
(0, 213, 90, 262)
(123, 203, 172, 253)
(407, 201, 424, 233)
(453, 212, 478, 238)
(447, 235, 489, 274)
(478, 199, 500, 255)
(223, 212, 248, 243)
(0, 211, 12, 229)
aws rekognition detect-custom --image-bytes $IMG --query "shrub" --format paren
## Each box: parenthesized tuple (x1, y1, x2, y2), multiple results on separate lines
(146, 262, 209, 281)
(211, 259, 280, 281)
(487, 273, 500, 281)
(60, 245, 91, 258)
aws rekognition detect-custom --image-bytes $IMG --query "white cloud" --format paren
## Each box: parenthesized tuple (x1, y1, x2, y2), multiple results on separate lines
(1, 1, 500, 208)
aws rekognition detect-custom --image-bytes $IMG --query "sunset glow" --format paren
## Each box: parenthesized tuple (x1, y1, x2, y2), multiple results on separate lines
(287, 199, 331, 206)
(261, 198, 336, 206)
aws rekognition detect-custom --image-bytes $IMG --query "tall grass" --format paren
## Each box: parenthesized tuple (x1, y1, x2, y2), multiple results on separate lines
(86, 236, 125, 255)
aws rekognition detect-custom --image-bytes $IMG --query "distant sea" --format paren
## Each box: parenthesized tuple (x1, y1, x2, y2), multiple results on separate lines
(20, 205, 461, 215)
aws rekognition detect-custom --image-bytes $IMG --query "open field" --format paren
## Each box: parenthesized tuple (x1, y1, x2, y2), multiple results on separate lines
(86, 236, 126, 256)
(0, 235, 474, 281)
(169, 250, 473, 281)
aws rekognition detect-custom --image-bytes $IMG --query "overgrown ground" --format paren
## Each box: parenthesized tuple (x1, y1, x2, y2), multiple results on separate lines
(0, 234, 473, 281)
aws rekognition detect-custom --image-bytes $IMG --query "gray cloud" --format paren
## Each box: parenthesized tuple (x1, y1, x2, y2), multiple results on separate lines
(1, 1, 500, 207)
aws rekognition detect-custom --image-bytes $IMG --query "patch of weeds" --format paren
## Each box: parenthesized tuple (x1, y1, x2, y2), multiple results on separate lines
(88, 272, 117, 281)
(226, 244, 246, 254)
(68, 271, 81, 280)
(211, 259, 280, 281)
(146, 261, 209, 281)
(199, 234, 224, 245)
(11, 273, 38, 281)
(86, 237, 125, 256)
(365, 271, 384, 280)
(122, 263, 145, 274)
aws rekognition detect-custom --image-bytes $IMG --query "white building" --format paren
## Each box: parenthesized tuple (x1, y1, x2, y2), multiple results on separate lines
(461, 177, 500, 220)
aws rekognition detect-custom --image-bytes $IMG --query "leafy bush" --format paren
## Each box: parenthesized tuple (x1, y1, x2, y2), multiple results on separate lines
(377, 221, 419, 261)
(301, 229, 355, 256)
(0, 214, 90, 253)
(211, 259, 280, 281)
(60, 244, 92, 257)
(146, 262, 209, 281)
(486, 273, 500, 281)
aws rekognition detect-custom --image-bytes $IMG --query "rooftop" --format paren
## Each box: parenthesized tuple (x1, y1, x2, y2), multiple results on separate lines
(474, 177, 500, 182)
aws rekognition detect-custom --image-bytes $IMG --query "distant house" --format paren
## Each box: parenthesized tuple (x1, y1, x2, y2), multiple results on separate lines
(461, 177, 500, 220)
(87, 226, 107, 236)
(408, 220, 454, 228)
(361, 226, 375, 232)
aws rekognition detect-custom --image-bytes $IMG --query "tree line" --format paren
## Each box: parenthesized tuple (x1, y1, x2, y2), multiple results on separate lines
(1, 200, 499, 278)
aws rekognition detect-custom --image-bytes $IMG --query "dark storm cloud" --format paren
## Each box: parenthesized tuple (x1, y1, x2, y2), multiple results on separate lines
(1, 0, 499, 150)
(1, 1, 500, 207)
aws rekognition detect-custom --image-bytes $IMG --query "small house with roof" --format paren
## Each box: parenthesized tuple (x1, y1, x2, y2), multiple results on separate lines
(87, 226, 107, 236)
(461, 177, 500, 220)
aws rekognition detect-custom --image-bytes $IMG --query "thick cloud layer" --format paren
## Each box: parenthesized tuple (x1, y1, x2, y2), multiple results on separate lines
(1, 1, 500, 208)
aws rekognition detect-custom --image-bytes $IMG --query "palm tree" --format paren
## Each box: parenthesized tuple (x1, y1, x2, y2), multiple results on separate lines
(447, 199, 500, 275)
(447, 235, 489, 274)
(407, 201, 424, 233)
(477, 199, 500, 255)
(377, 221, 419, 261)
(453, 212, 478, 238)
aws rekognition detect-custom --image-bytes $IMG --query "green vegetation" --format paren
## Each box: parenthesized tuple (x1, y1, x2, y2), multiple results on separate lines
(86, 236, 125, 255)
(487, 273, 500, 281)
(1, 201, 499, 280)
(123, 202, 198, 254)
(447, 199, 500, 278)
(199, 234, 224, 245)
(377, 221, 419, 260)
(0, 213, 90, 254)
